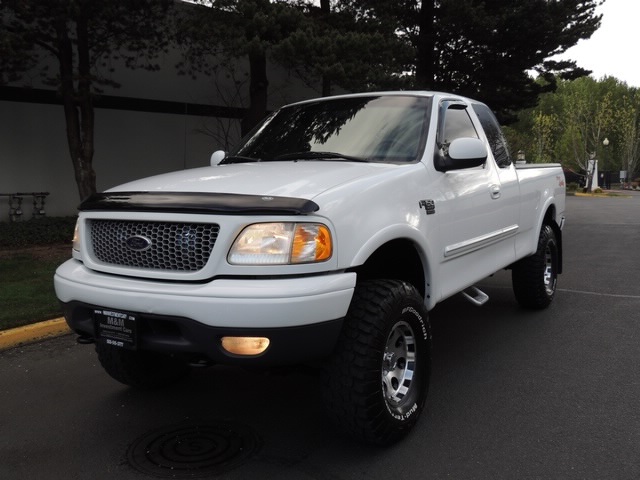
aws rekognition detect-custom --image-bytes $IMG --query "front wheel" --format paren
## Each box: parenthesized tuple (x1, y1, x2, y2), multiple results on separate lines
(512, 224, 559, 309)
(322, 280, 431, 445)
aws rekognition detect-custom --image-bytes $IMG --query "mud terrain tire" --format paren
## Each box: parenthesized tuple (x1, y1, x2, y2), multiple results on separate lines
(322, 279, 431, 445)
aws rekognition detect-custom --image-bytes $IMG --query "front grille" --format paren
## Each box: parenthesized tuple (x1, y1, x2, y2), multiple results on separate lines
(89, 220, 219, 271)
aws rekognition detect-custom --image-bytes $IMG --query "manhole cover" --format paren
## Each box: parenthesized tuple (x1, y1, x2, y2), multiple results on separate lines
(127, 422, 261, 478)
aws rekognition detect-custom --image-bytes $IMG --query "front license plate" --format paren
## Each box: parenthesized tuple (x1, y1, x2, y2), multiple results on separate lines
(94, 308, 138, 350)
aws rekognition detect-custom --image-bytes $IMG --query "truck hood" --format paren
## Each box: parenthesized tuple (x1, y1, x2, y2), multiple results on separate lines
(108, 161, 402, 200)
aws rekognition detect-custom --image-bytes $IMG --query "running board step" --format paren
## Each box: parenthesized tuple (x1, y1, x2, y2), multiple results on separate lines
(461, 286, 489, 306)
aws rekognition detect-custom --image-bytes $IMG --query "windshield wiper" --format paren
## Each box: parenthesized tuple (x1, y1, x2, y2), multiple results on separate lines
(220, 155, 261, 164)
(274, 151, 368, 163)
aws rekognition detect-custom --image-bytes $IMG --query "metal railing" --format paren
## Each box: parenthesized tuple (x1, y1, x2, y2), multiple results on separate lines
(0, 192, 50, 222)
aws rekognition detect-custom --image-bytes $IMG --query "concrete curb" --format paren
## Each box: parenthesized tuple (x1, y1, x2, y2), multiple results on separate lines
(0, 317, 71, 351)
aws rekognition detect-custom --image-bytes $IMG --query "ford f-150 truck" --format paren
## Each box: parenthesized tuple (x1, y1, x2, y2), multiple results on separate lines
(54, 91, 565, 445)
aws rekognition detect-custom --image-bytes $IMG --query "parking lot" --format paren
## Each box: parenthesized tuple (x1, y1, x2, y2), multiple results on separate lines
(1, 193, 639, 479)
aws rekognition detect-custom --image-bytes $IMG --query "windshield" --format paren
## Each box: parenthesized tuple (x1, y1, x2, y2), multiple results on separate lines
(228, 95, 432, 164)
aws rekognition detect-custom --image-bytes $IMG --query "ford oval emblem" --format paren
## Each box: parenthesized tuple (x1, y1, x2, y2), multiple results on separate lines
(125, 235, 152, 251)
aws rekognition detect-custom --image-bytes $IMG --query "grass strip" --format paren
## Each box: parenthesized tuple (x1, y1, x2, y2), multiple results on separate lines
(0, 248, 71, 330)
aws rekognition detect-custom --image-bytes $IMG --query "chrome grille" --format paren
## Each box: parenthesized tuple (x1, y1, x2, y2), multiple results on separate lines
(89, 220, 219, 271)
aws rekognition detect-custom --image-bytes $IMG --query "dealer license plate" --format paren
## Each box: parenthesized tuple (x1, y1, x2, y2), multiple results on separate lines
(94, 308, 138, 350)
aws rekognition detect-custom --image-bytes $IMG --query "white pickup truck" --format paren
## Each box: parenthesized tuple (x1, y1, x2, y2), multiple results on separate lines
(55, 91, 565, 445)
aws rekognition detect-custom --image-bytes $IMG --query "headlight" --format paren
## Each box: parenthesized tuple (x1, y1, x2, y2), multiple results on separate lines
(228, 222, 332, 265)
(72, 219, 81, 252)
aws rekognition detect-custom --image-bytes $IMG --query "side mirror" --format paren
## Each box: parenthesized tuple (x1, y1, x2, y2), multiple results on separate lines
(435, 137, 487, 172)
(210, 150, 226, 166)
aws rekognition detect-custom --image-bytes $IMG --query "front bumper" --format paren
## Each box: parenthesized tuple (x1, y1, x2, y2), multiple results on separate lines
(54, 260, 356, 365)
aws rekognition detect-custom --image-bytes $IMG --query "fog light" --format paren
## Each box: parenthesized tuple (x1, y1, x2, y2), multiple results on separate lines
(221, 336, 270, 356)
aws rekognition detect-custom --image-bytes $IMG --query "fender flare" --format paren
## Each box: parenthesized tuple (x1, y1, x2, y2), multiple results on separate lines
(532, 197, 563, 274)
(349, 224, 435, 306)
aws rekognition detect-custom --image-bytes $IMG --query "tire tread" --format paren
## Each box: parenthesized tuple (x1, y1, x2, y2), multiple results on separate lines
(322, 279, 430, 445)
(512, 224, 558, 309)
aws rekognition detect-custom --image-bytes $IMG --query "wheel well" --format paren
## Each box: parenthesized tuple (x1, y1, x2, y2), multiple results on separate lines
(349, 239, 426, 297)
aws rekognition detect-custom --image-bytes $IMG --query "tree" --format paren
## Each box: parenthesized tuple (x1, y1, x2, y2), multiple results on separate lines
(177, 1, 309, 136)
(531, 111, 558, 164)
(562, 80, 613, 188)
(505, 76, 640, 187)
(285, 0, 414, 95)
(617, 96, 640, 185)
(177, 0, 413, 137)
(1, 0, 173, 200)
(413, 0, 603, 123)
(192, 61, 249, 151)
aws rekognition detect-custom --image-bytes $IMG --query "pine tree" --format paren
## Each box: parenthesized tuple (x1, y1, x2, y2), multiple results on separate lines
(414, 0, 602, 122)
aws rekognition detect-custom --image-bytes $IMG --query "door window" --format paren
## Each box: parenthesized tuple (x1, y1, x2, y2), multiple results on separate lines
(443, 107, 478, 145)
(472, 103, 512, 168)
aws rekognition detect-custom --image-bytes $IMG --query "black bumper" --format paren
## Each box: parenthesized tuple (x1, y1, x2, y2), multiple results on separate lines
(61, 301, 343, 367)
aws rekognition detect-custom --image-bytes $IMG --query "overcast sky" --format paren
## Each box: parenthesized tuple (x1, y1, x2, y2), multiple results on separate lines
(556, 0, 638, 87)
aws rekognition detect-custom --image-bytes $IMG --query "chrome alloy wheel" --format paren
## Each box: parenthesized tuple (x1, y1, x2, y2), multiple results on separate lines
(543, 244, 556, 295)
(382, 320, 417, 406)
(323, 280, 431, 444)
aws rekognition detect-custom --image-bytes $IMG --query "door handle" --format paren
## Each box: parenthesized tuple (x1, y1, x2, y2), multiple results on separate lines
(490, 184, 501, 199)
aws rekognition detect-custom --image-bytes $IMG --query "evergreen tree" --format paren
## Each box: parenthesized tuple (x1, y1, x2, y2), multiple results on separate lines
(177, 1, 313, 135)
(284, 0, 414, 95)
(177, 1, 413, 135)
(413, 0, 602, 122)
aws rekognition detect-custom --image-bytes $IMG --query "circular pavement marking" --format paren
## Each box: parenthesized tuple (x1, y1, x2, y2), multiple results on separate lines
(127, 422, 261, 478)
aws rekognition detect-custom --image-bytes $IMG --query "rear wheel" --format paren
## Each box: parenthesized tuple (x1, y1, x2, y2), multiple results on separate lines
(512, 224, 559, 309)
(95, 343, 190, 389)
(322, 279, 431, 445)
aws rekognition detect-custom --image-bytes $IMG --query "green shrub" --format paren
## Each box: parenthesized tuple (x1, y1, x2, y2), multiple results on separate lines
(593, 188, 603, 194)
(0, 217, 76, 248)
(566, 182, 580, 192)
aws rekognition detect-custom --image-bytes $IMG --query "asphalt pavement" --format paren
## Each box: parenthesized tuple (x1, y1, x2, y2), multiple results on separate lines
(1, 193, 639, 479)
